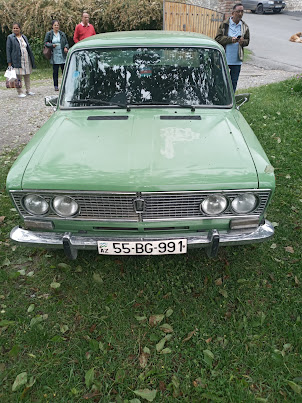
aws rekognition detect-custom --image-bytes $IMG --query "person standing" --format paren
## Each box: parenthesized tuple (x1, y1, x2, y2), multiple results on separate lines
(215, 3, 250, 92)
(44, 20, 69, 91)
(73, 11, 96, 43)
(6, 23, 36, 98)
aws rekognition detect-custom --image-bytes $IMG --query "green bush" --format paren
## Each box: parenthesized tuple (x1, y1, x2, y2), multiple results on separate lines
(0, 0, 163, 69)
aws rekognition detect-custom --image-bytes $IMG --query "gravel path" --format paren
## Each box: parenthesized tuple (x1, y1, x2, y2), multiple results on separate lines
(0, 64, 297, 154)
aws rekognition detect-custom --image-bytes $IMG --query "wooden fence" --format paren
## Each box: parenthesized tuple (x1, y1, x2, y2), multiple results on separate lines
(163, 1, 224, 39)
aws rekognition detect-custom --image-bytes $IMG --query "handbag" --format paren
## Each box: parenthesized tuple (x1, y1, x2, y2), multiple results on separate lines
(6, 78, 22, 89)
(43, 45, 52, 60)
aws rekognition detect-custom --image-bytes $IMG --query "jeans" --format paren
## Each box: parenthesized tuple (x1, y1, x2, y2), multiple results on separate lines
(229, 65, 241, 92)
(53, 64, 65, 88)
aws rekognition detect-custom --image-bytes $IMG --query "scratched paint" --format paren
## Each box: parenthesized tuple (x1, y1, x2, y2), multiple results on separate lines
(160, 127, 200, 159)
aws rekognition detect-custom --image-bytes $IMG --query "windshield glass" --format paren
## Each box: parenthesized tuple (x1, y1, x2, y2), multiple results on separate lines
(61, 47, 232, 108)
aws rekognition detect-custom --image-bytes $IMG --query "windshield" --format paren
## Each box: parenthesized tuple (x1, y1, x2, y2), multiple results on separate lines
(61, 47, 232, 108)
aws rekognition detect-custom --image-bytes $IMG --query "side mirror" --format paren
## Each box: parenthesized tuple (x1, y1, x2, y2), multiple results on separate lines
(235, 93, 250, 110)
(45, 95, 58, 107)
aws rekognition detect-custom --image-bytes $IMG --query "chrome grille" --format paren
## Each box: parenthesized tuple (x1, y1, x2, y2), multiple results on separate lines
(11, 190, 271, 222)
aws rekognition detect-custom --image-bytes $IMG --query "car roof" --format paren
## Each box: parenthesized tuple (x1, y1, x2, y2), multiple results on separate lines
(72, 30, 222, 50)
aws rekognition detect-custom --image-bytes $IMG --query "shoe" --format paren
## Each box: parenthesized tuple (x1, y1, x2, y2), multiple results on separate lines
(54, 86, 59, 91)
(18, 94, 26, 98)
(26, 91, 35, 96)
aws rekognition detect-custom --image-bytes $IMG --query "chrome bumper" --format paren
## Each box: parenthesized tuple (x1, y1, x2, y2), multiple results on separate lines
(10, 221, 274, 259)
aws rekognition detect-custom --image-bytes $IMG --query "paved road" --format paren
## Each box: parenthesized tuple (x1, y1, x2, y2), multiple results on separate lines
(243, 11, 302, 71)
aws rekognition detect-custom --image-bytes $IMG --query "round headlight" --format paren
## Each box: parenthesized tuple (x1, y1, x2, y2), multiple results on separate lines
(23, 194, 49, 215)
(52, 196, 79, 217)
(232, 193, 257, 214)
(201, 195, 227, 215)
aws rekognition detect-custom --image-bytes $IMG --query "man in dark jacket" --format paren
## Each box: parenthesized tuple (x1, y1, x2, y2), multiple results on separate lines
(215, 3, 250, 92)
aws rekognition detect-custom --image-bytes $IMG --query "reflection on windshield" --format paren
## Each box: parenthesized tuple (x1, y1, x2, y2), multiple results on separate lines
(61, 47, 232, 108)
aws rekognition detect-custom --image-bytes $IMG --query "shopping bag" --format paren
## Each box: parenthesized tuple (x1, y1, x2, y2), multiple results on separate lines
(6, 78, 22, 89)
(4, 68, 17, 82)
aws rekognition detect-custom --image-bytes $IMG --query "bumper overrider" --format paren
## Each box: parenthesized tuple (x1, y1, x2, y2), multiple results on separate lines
(10, 221, 274, 260)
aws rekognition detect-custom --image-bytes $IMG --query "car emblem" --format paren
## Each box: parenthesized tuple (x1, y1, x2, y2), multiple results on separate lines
(133, 197, 145, 213)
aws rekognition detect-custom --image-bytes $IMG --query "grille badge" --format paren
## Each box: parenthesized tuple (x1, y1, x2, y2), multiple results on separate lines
(133, 197, 145, 213)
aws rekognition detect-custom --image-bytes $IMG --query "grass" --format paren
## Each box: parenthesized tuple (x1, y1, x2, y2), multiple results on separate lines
(0, 78, 302, 402)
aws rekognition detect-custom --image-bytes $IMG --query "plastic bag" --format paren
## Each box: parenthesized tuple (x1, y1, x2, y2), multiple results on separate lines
(4, 67, 17, 82)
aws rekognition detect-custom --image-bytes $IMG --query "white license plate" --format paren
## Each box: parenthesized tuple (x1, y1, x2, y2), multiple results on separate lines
(275, 5, 282, 7)
(97, 239, 187, 255)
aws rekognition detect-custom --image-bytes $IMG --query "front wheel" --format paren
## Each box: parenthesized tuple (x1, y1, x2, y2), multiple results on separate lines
(256, 4, 264, 14)
(273, 8, 281, 13)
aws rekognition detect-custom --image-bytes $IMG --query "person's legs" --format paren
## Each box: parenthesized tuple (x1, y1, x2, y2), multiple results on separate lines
(24, 74, 34, 95)
(60, 64, 65, 74)
(229, 65, 241, 92)
(16, 74, 24, 96)
(53, 64, 59, 89)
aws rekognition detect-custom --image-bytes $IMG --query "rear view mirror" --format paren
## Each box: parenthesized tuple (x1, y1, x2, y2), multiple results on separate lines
(45, 95, 58, 107)
(235, 93, 250, 109)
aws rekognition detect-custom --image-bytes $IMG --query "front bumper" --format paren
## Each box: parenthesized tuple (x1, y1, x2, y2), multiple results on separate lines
(10, 220, 274, 259)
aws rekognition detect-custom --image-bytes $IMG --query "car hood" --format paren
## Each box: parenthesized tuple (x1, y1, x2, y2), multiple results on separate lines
(21, 110, 258, 191)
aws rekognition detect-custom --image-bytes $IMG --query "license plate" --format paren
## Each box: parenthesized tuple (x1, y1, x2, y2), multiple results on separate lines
(275, 5, 282, 7)
(97, 239, 187, 255)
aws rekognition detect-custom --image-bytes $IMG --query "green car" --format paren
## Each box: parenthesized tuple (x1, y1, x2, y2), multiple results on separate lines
(7, 31, 275, 259)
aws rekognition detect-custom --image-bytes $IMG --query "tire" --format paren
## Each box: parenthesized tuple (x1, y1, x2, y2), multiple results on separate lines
(256, 4, 264, 14)
(273, 8, 281, 13)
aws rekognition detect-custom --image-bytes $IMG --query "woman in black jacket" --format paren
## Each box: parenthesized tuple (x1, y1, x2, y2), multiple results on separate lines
(44, 20, 69, 91)
(6, 23, 36, 98)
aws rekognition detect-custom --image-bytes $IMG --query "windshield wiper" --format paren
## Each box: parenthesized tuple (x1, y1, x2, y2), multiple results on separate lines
(68, 99, 131, 111)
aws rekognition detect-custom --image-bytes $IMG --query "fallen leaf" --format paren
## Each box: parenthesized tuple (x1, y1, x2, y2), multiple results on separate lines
(27, 304, 35, 313)
(139, 352, 149, 368)
(134, 388, 157, 402)
(205, 337, 212, 344)
(30, 314, 48, 327)
(57, 263, 69, 270)
(215, 277, 223, 286)
(287, 381, 301, 394)
(285, 174, 291, 179)
(294, 276, 300, 286)
(203, 349, 214, 367)
(0, 216, 5, 224)
(50, 281, 61, 289)
(85, 368, 94, 388)
(93, 273, 103, 284)
(149, 314, 164, 327)
(12, 372, 27, 392)
(183, 328, 197, 342)
(160, 348, 172, 354)
(159, 323, 173, 333)
(135, 315, 147, 322)
(156, 337, 167, 352)
(219, 288, 228, 298)
(60, 324, 69, 333)
(26, 271, 34, 277)
(285, 246, 294, 254)
(143, 346, 150, 354)
(0, 320, 15, 327)
(165, 308, 173, 317)
(270, 243, 277, 249)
